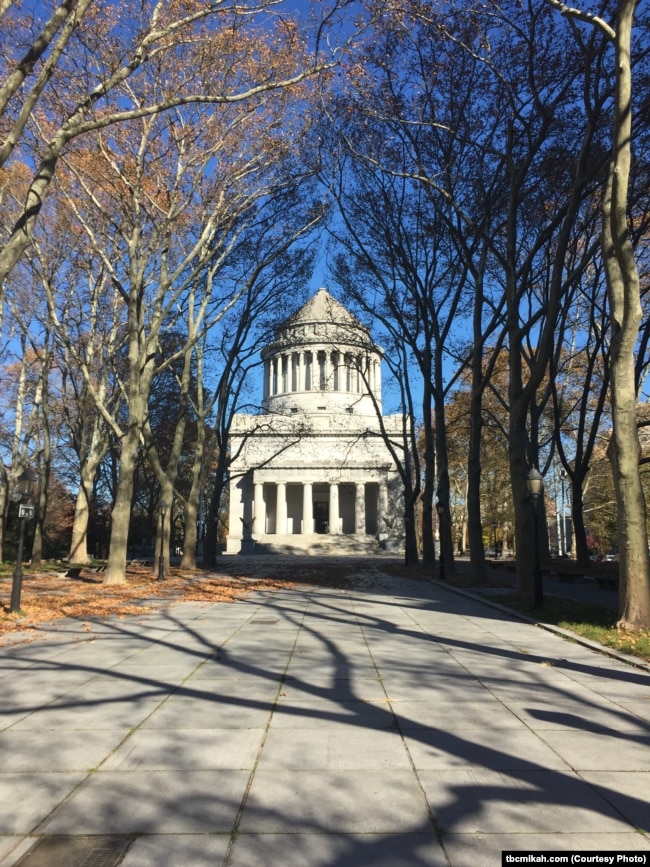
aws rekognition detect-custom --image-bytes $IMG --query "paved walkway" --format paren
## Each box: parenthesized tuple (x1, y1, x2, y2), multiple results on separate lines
(1, 571, 649, 866)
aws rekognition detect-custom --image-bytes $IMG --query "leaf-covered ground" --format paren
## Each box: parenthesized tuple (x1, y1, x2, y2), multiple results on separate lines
(3, 558, 647, 666)
(0, 557, 430, 645)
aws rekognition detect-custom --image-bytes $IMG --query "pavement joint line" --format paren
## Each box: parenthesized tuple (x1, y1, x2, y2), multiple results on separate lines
(352, 595, 453, 867)
(21, 604, 255, 845)
(221, 588, 311, 867)
(2, 575, 650, 861)
(384, 581, 650, 845)
(15, 598, 267, 851)
(430, 579, 650, 674)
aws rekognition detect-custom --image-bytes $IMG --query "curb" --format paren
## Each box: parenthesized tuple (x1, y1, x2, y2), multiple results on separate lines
(430, 578, 650, 674)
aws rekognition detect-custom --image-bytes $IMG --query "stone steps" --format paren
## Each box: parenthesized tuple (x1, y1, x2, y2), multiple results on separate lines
(252, 533, 384, 557)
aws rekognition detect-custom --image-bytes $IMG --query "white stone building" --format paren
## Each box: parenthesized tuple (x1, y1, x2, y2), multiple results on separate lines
(226, 289, 405, 554)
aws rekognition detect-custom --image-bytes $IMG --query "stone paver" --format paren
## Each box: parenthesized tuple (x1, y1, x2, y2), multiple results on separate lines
(0, 568, 648, 866)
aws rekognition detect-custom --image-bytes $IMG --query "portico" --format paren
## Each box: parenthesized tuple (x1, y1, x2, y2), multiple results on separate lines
(251, 479, 386, 537)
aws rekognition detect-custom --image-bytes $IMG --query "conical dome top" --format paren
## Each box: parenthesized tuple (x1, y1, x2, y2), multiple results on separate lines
(286, 288, 366, 333)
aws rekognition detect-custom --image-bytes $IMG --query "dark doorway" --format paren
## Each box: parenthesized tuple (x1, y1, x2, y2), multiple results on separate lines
(314, 501, 329, 534)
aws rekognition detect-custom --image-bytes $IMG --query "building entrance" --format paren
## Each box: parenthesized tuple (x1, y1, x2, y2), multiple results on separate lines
(314, 501, 329, 534)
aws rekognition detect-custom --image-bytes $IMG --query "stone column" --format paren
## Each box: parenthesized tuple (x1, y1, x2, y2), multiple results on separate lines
(293, 353, 299, 391)
(305, 351, 312, 390)
(324, 349, 331, 390)
(334, 352, 342, 391)
(378, 482, 388, 534)
(302, 482, 313, 534)
(355, 482, 366, 534)
(253, 482, 265, 537)
(281, 355, 288, 393)
(328, 483, 339, 534)
(276, 482, 287, 535)
(298, 352, 305, 392)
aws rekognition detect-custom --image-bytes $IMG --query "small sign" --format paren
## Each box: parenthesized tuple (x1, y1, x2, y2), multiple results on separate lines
(18, 505, 35, 519)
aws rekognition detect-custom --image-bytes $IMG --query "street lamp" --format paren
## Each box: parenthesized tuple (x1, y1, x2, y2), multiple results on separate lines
(492, 520, 497, 558)
(157, 500, 168, 582)
(559, 469, 567, 557)
(525, 467, 544, 608)
(436, 500, 446, 580)
(9, 467, 37, 614)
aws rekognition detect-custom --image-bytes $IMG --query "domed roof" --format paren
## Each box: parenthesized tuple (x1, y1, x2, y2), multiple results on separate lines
(264, 289, 372, 355)
(286, 288, 366, 332)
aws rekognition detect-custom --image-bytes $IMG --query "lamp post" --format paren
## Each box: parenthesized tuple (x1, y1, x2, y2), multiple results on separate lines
(559, 469, 567, 557)
(526, 467, 544, 608)
(157, 500, 168, 582)
(492, 520, 497, 558)
(436, 500, 446, 580)
(9, 468, 37, 614)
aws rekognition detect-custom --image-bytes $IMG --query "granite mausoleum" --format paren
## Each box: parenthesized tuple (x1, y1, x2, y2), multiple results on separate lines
(226, 289, 405, 554)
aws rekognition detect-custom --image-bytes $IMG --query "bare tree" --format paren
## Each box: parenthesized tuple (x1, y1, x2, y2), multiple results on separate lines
(547, 0, 650, 628)
(0, 0, 360, 294)
(36, 21, 328, 584)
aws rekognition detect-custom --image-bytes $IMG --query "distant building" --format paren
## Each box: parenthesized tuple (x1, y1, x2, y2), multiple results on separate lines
(226, 289, 405, 554)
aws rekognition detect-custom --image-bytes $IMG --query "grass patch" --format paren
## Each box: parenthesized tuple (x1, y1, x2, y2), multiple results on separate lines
(493, 592, 650, 664)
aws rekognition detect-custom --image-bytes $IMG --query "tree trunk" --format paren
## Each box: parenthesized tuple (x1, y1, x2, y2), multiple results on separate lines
(103, 422, 141, 585)
(180, 496, 199, 570)
(602, 0, 650, 629)
(404, 493, 419, 567)
(510, 404, 538, 605)
(178, 418, 207, 570)
(69, 462, 98, 564)
(435, 399, 455, 577)
(0, 463, 7, 563)
(467, 382, 488, 582)
(421, 380, 435, 568)
(203, 447, 228, 568)
(31, 456, 48, 568)
(571, 474, 590, 570)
